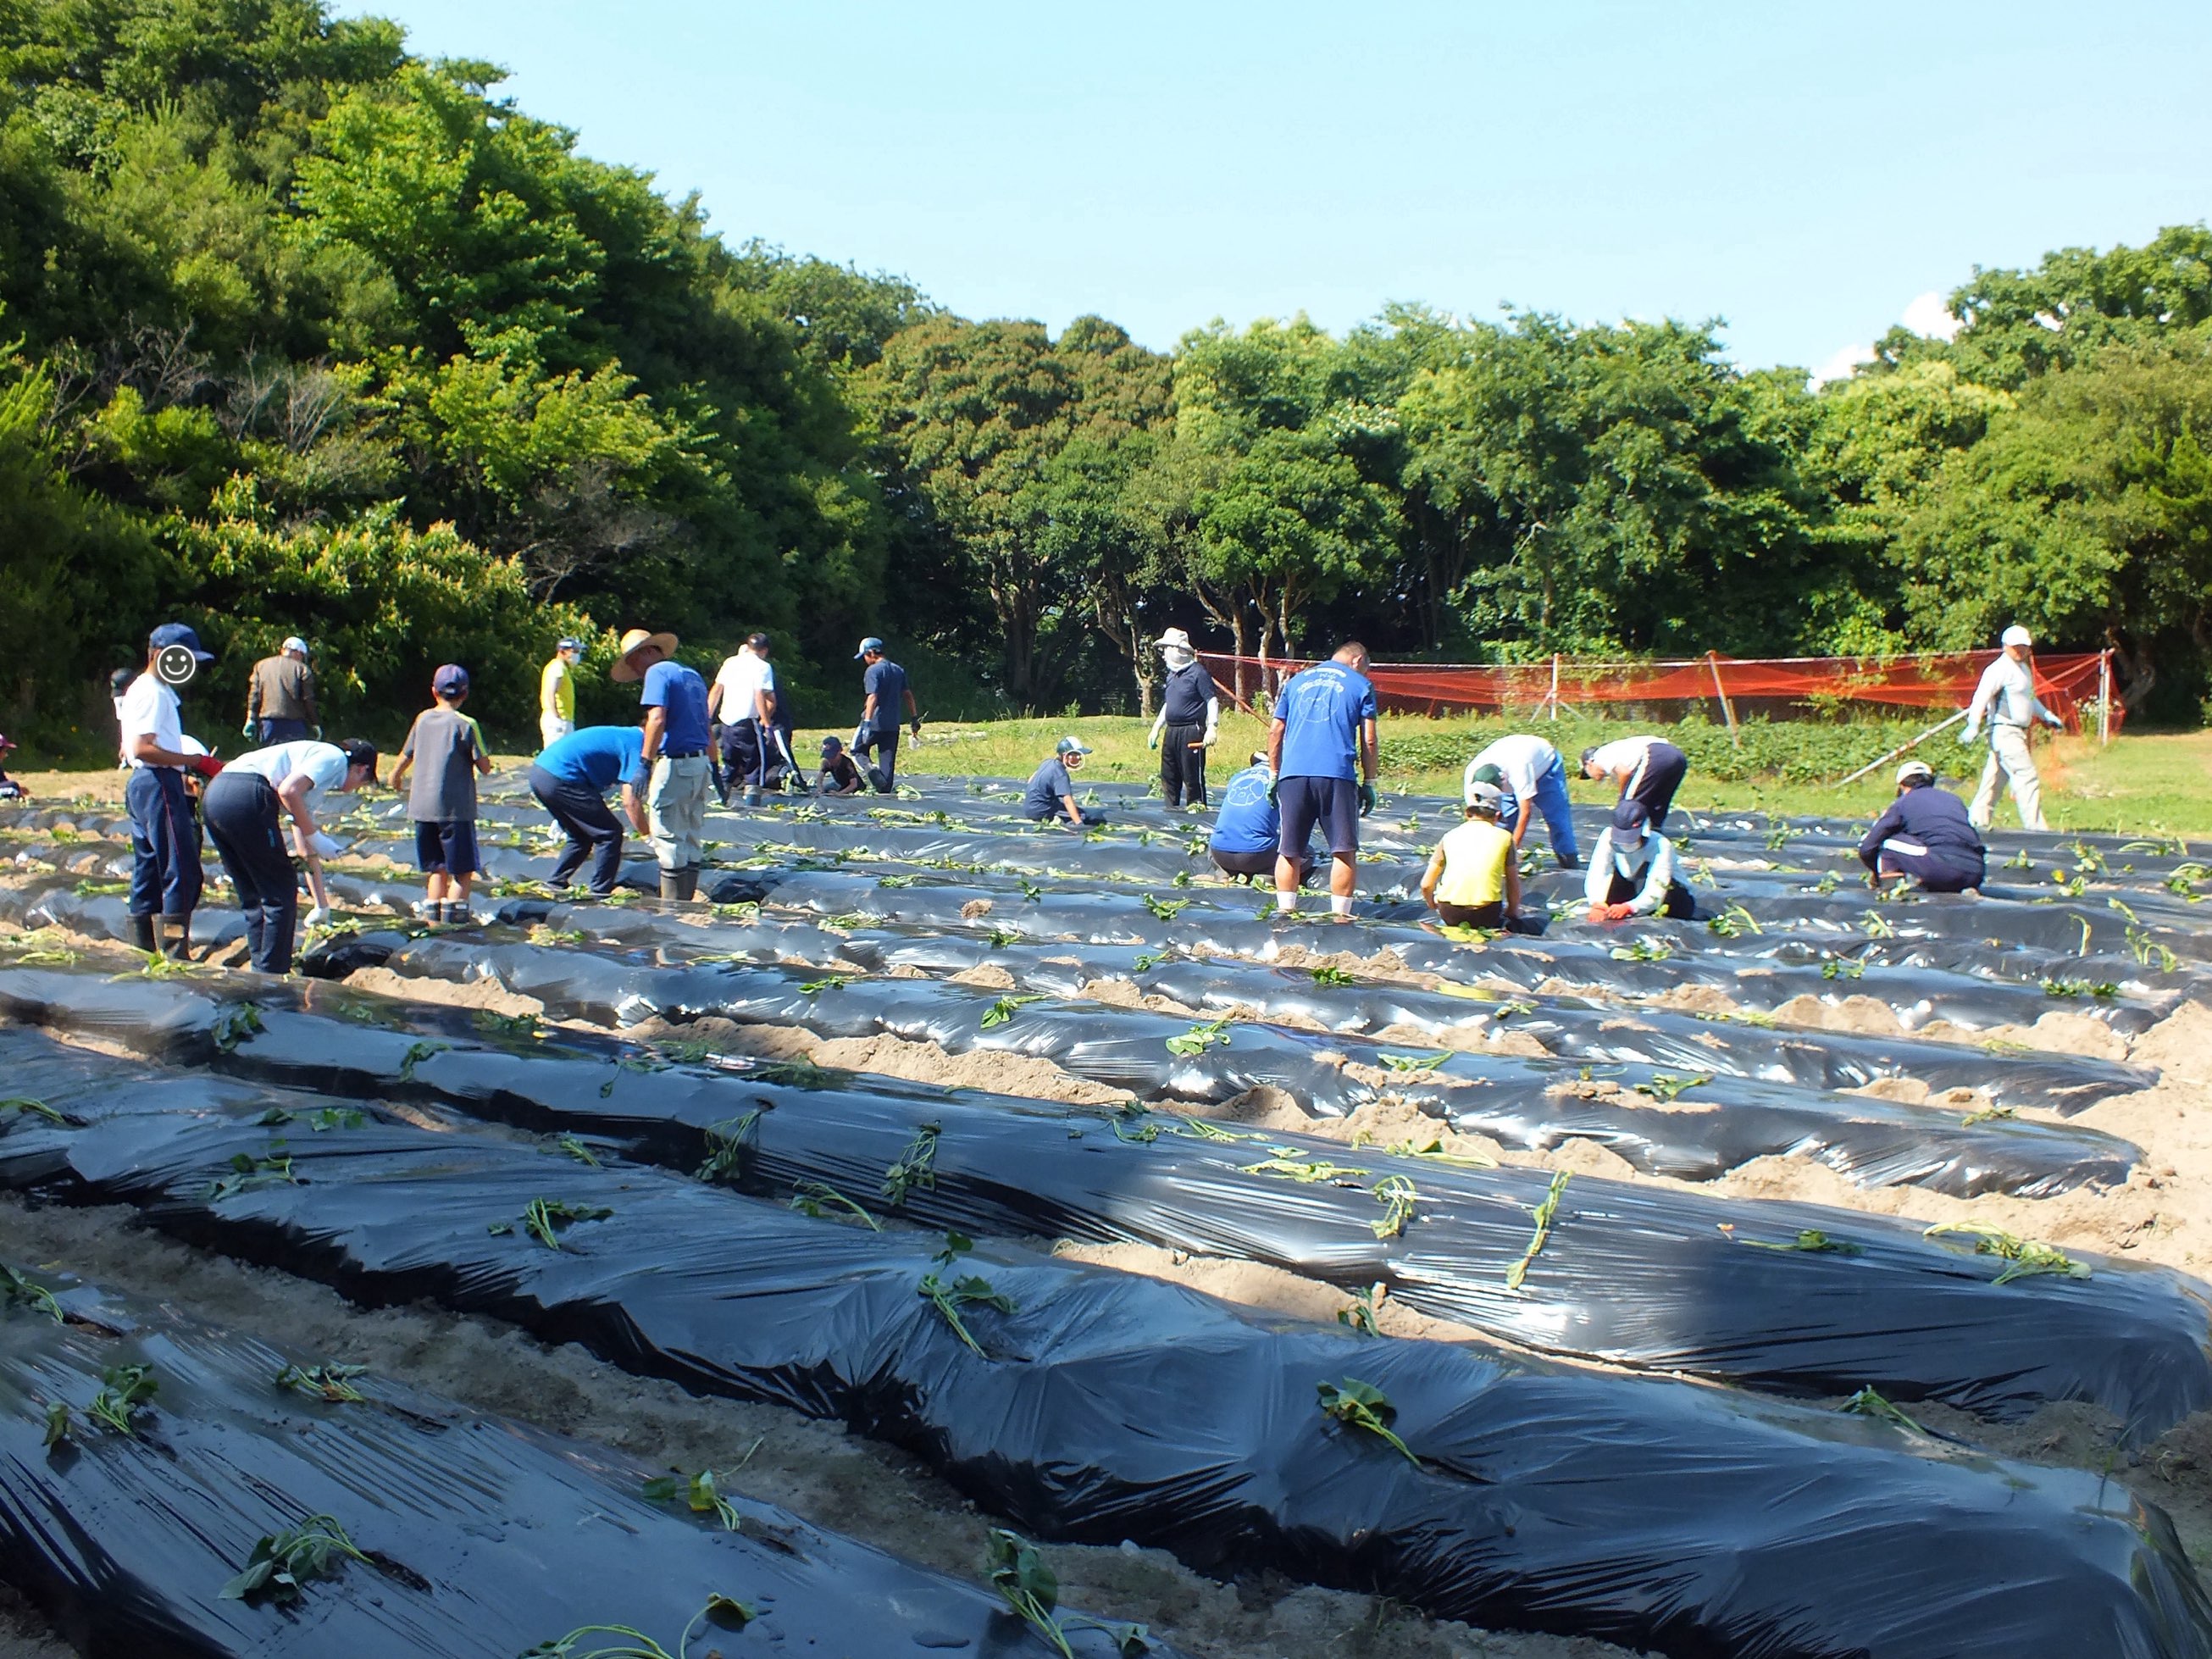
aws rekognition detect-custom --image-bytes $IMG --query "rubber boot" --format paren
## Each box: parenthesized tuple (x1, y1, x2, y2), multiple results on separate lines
(674, 865, 699, 902)
(159, 914, 191, 961)
(659, 869, 682, 902)
(129, 913, 158, 955)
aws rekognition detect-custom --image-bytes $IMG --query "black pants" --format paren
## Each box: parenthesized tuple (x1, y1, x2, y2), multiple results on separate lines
(1603, 870, 1697, 918)
(1211, 847, 1311, 883)
(255, 716, 308, 746)
(200, 770, 299, 973)
(530, 764, 624, 896)
(855, 728, 899, 791)
(125, 766, 202, 919)
(1161, 723, 1207, 807)
(1435, 900, 1543, 935)
(1628, 742, 1689, 830)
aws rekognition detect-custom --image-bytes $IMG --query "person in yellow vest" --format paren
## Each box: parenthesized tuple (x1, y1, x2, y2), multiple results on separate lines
(1420, 776, 1530, 932)
(540, 637, 583, 749)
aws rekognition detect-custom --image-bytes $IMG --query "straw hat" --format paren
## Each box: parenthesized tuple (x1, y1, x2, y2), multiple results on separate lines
(611, 628, 679, 683)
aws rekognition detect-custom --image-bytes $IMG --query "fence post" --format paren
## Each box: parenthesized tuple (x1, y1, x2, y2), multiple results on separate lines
(1707, 652, 1740, 747)
(2098, 649, 2111, 746)
(1548, 653, 1560, 721)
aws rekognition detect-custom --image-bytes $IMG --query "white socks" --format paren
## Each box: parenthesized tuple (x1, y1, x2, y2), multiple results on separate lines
(1331, 894, 1352, 916)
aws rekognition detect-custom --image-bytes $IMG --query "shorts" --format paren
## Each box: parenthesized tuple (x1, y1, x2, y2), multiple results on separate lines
(1277, 775, 1360, 858)
(413, 818, 481, 875)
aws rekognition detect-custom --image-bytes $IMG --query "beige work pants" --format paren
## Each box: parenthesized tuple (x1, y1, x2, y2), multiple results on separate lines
(647, 754, 711, 869)
(1970, 725, 2046, 832)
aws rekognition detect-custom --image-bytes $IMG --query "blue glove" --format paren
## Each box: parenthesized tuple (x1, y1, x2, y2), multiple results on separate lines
(1358, 781, 1377, 816)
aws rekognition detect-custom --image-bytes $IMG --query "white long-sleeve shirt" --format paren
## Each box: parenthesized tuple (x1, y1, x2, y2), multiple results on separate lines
(1964, 656, 2056, 739)
(1585, 827, 1677, 915)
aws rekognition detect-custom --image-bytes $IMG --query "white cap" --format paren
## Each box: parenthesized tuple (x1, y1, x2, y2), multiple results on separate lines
(1896, 759, 1934, 786)
(1464, 779, 1504, 810)
(1156, 627, 1193, 651)
(282, 636, 309, 655)
(2000, 624, 2032, 648)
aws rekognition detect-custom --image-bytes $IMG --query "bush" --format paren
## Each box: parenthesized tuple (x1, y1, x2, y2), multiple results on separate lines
(1380, 707, 1937, 785)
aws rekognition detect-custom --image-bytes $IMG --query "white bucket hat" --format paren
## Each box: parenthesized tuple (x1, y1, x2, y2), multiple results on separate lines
(1156, 627, 1194, 652)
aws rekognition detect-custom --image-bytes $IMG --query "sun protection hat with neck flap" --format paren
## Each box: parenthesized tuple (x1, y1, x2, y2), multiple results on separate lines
(1897, 759, 1936, 787)
(611, 628, 678, 684)
(1156, 627, 1194, 652)
(1465, 778, 1504, 811)
(2001, 624, 2033, 648)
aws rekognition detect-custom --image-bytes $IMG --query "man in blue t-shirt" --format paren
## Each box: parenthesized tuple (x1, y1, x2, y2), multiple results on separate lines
(1267, 641, 1379, 917)
(853, 637, 922, 792)
(529, 725, 648, 896)
(614, 627, 713, 902)
(1024, 735, 1105, 827)
(1210, 752, 1313, 885)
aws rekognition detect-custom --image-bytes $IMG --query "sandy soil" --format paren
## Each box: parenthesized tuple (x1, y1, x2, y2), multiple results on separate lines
(0, 1197, 1646, 1659)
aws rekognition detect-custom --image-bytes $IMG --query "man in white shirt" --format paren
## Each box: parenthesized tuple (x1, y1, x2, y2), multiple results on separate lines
(201, 737, 379, 973)
(119, 623, 223, 957)
(1465, 732, 1579, 867)
(707, 632, 779, 806)
(1961, 624, 2064, 833)
(1581, 735, 1689, 830)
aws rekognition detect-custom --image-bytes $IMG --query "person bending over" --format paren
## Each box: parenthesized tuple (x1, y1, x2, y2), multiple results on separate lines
(1465, 732, 1578, 868)
(201, 737, 378, 974)
(1584, 799, 1695, 922)
(529, 725, 647, 898)
(1024, 736, 1104, 828)
(1860, 760, 1986, 893)
(1209, 752, 1313, 885)
(1581, 734, 1688, 830)
(1422, 777, 1533, 932)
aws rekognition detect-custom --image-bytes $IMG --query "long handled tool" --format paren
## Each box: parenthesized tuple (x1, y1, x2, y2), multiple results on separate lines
(1832, 707, 1968, 788)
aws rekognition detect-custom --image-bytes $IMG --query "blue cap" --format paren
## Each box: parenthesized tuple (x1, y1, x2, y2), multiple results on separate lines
(433, 663, 470, 696)
(148, 623, 213, 663)
(557, 637, 582, 652)
(820, 735, 843, 754)
(1056, 735, 1092, 757)
(1611, 798, 1651, 835)
(854, 637, 885, 659)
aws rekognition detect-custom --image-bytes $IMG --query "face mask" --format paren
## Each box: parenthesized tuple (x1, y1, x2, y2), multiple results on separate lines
(1162, 646, 1193, 670)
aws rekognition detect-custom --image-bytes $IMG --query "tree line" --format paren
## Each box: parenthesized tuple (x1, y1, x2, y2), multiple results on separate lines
(4, 0, 2209, 750)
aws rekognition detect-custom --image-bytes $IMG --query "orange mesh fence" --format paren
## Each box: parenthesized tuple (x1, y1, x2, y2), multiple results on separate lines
(1197, 651, 2120, 734)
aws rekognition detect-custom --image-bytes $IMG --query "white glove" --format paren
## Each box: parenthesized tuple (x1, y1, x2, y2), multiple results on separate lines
(304, 905, 332, 928)
(2043, 713, 2064, 730)
(307, 832, 341, 859)
(1958, 726, 1977, 746)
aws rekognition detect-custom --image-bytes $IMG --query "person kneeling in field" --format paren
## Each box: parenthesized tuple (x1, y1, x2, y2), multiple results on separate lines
(1860, 759, 1986, 893)
(817, 735, 866, 796)
(1210, 752, 1313, 885)
(1024, 735, 1105, 828)
(1585, 799, 1696, 923)
(1421, 777, 1533, 932)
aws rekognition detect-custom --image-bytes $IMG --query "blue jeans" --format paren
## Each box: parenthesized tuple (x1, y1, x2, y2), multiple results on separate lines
(256, 717, 308, 746)
(1504, 756, 1579, 863)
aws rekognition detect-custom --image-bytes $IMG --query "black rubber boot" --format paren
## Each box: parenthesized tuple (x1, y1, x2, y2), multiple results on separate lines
(159, 914, 191, 960)
(658, 869, 682, 902)
(674, 865, 699, 902)
(129, 913, 158, 954)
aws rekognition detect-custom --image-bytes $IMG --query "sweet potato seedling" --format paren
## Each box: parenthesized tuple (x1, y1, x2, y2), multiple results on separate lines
(1840, 1385, 1929, 1435)
(790, 1180, 881, 1229)
(1165, 1015, 1234, 1057)
(1609, 937, 1675, 963)
(882, 1122, 942, 1205)
(641, 1468, 743, 1531)
(208, 1149, 297, 1201)
(1377, 1051, 1450, 1073)
(1924, 1222, 2090, 1285)
(1706, 904, 1762, 938)
(694, 1108, 764, 1185)
(2, 1263, 64, 1322)
(1310, 964, 1356, 987)
(1960, 1104, 2017, 1127)
(1316, 1379, 1420, 1467)
(86, 1362, 158, 1434)
(558, 1134, 602, 1167)
(980, 993, 1046, 1029)
(1821, 957, 1865, 980)
(0, 1097, 64, 1125)
(986, 1528, 1073, 1657)
(1131, 950, 1167, 971)
(1242, 1155, 1372, 1185)
(397, 1040, 451, 1081)
(274, 1362, 369, 1403)
(504, 1198, 616, 1250)
(1338, 1287, 1383, 1336)
(220, 1514, 374, 1603)
(1633, 1072, 1710, 1102)
(211, 1002, 263, 1052)
(1370, 1175, 1418, 1239)
(1737, 1228, 1863, 1256)
(1141, 894, 1189, 920)
(1505, 1171, 1572, 1290)
(918, 1232, 1017, 1357)
(797, 974, 854, 995)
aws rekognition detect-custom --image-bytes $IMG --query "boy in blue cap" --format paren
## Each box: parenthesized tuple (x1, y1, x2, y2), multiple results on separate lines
(391, 664, 494, 924)
(118, 622, 223, 957)
(818, 735, 866, 796)
(1024, 736, 1105, 828)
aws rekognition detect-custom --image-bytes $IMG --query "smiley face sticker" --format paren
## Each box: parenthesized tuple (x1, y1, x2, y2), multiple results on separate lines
(155, 645, 201, 686)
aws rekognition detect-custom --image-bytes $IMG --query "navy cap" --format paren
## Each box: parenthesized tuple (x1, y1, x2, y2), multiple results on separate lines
(148, 623, 213, 663)
(557, 637, 582, 652)
(1611, 798, 1651, 835)
(854, 636, 885, 659)
(820, 735, 844, 754)
(433, 664, 470, 696)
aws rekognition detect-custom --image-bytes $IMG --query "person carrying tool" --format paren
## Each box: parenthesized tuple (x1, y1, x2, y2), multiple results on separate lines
(1420, 775, 1530, 931)
(1147, 628, 1219, 809)
(1583, 798, 1696, 922)
(852, 637, 921, 792)
(119, 623, 223, 958)
(1267, 641, 1379, 918)
(540, 637, 584, 748)
(200, 736, 379, 973)
(616, 627, 712, 902)
(1465, 731, 1578, 867)
(1581, 735, 1689, 830)
(242, 636, 317, 746)
(1860, 760, 1986, 893)
(1209, 752, 1313, 885)
(1962, 624, 2064, 832)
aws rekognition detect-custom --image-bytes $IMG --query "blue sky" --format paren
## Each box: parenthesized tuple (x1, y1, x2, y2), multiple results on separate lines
(344, 0, 2212, 379)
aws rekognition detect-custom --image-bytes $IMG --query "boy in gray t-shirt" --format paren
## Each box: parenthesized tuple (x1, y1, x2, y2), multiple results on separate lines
(390, 665, 495, 924)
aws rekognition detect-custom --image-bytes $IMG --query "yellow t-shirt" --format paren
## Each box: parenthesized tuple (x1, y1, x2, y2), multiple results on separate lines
(541, 656, 574, 721)
(1433, 818, 1512, 906)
